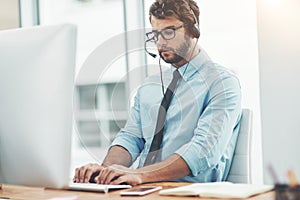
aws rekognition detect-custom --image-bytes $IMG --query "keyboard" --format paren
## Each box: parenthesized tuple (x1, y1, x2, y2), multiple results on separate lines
(67, 182, 132, 193)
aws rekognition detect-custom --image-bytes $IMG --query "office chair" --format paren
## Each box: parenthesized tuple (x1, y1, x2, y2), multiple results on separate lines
(227, 109, 253, 183)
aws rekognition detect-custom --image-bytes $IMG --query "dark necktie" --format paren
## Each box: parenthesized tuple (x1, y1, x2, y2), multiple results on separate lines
(144, 69, 182, 166)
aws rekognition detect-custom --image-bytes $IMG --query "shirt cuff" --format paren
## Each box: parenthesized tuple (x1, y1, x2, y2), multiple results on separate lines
(110, 131, 143, 163)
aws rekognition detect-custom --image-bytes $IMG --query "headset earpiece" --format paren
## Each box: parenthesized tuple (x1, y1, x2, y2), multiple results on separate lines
(192, 24, 200, 38)
(189, 5, 200, 38)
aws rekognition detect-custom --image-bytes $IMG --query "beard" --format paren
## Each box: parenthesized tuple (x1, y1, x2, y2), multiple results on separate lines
(159, 35, 191, 64)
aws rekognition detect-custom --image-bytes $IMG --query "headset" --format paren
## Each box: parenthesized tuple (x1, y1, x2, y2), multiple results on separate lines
(190, 5, 200, 38)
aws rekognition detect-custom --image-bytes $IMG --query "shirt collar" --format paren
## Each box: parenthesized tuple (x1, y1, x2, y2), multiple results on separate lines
(170, 47, 211, 81)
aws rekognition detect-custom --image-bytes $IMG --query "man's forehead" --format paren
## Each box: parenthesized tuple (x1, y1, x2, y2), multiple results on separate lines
(150, 16, 183, 30)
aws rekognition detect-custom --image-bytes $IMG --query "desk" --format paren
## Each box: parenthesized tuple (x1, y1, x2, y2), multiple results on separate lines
(1, 182, 274, 200)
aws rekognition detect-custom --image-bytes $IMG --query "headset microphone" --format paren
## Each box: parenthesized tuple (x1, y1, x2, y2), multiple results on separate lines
(148, 51, 157, 58)
(144, 39, 157, 58)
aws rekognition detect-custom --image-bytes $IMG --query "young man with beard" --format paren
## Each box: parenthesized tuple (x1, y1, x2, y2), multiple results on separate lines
(74, 0, 242, 185)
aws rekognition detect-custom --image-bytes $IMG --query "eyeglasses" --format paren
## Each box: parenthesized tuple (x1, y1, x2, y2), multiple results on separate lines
(146, 24, 184, 42)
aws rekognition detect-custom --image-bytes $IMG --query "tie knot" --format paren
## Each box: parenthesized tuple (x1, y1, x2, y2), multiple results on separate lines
(173, 70, 181, 80)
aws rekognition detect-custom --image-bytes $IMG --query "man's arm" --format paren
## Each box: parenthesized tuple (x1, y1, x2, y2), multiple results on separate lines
(137, 154, 191, 183)
(95, 154, 191, 185)
(102, 145, 132, 167)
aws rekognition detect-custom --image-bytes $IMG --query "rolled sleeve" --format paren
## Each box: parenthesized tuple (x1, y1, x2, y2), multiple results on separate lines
(176, 72, 241, 177)
(111, 131, 144, 163)
(176, 142, 211, 176)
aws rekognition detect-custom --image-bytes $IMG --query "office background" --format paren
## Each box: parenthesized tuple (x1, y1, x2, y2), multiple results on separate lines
(0, 0, 299, 184)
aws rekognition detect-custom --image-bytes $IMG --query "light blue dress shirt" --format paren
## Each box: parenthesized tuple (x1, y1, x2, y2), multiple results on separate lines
(111, 49, 242, 182)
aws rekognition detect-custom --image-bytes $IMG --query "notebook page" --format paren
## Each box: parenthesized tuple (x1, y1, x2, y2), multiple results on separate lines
(159, 182, 273, 198)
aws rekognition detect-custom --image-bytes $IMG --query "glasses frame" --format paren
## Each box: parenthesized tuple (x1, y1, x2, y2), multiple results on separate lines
(146, 24, 184, 42)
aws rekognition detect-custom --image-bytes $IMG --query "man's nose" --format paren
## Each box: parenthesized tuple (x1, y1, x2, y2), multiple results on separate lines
(156, 34, 167, 46)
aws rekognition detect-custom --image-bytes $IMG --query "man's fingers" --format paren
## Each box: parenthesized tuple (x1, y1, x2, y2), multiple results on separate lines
(90, 171, 101, 183)
(110, 175, 127, 185)
(104, 171, 120, 184)
(78, 166, 88, 183)
(73, 167, 80, 182)
(97, 167, 121, 184)
(73, 166, 83, 182)
(98, 168, 111, 184)
(85, 168, 100, 183)
(73, 163, 101, 183)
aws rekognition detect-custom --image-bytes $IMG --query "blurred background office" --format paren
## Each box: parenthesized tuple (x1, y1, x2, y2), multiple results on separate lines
(0, 0, 299, 185)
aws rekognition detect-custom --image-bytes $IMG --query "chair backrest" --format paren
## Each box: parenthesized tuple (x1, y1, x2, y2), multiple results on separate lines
(227, 108, 253, 183)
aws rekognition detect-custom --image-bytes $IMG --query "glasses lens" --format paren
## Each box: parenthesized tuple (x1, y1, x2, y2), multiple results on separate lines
(146, 32, 156, 41)
(161, 28, 175, 40)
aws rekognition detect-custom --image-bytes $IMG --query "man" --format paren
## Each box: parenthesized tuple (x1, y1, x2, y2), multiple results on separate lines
(74, 0, 241, 186)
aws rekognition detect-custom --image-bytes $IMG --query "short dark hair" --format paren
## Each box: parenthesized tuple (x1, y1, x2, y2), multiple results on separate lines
(149, 0, 200, 38)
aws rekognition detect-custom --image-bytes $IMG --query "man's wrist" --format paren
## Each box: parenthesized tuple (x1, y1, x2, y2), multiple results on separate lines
(101, 163, 109, 168)
(136, 167, 153, 184)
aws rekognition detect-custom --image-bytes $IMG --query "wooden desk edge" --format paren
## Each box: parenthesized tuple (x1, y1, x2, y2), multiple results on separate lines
(0, 182, 275, 200)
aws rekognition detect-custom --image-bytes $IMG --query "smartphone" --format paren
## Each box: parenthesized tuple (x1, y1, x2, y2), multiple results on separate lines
(120, 186, 162, 196)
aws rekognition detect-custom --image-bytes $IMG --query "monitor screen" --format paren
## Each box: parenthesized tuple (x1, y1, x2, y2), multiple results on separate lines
(0, 24, 76, 188)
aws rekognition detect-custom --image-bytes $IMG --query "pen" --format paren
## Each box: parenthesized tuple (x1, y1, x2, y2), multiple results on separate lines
(267, 164, 280, 184)
(287, 169, 299, 187)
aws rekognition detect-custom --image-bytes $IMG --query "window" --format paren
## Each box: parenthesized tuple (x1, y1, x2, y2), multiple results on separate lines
(38, 0, 128, 171)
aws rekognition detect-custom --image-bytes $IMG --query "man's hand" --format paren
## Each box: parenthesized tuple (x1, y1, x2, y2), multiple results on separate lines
(95, 164, 142, 186)
(73, 163, 104, 183)
(73, 146, 133, 184)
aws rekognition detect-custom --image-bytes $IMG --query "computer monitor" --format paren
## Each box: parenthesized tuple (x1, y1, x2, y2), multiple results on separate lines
(0, 24, 77, 188)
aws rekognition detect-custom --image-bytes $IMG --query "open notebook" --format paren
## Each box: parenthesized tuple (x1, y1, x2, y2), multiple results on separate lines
(159, 182, 273, 199)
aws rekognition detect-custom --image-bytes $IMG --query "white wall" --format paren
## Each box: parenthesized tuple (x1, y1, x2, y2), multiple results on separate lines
(257, 0, 300, 184)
